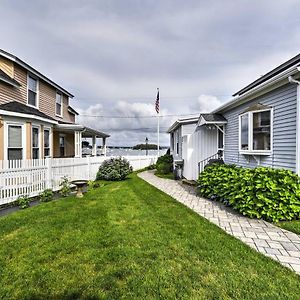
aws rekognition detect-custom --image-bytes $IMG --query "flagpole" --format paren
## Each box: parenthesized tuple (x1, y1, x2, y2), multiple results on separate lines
(157, 88, 160, 157)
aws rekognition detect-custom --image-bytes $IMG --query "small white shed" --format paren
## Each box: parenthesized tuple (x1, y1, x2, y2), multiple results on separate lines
(167, 114, 227, 181)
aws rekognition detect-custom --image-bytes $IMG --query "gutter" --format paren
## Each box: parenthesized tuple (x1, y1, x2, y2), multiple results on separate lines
(212, 65, 300, 114)
(288, 74, 300, 176)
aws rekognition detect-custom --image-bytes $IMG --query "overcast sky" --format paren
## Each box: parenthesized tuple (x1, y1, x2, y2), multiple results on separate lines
(1, 0, 300, 146)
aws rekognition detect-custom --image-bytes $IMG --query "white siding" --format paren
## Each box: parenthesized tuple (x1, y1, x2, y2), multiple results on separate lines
(182, 127, 218, 180)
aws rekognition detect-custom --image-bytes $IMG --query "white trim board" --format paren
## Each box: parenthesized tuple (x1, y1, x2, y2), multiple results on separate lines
(0, 109, 58, 125)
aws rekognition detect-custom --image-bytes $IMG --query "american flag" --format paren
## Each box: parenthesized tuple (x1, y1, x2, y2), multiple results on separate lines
(155, 89, 159, 114)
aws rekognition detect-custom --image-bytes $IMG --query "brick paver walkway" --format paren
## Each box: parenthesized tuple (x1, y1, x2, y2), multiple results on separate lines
(138, 170, 300, 274)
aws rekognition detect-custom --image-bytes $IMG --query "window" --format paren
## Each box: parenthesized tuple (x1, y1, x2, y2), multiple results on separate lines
(239, 109, 272, 154)
(59, 136, 65, 157)
(32, 127, 39, 159)
(176, 131, 179, 154)
(44, 129, 50, 157)
(56, 92, 62, 116)
(253, 111, 271, 151)
(8, 125, 23, 160)
(240, 114, 249, 150)
(28, 75, 38, 107)
(217, 126, 224, 150)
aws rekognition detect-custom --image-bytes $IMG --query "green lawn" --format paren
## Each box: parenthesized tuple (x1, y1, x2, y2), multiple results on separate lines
(276, 220, 300, 235)
(154, 171, 174, 180)
(0, 174, 299, 299)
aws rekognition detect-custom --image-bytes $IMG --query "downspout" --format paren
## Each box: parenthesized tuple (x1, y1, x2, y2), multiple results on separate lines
(288, 75, 300, 175)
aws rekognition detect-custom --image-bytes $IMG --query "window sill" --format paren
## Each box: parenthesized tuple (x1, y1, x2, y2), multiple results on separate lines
(239, 151, 272, 156)
(56, 114, 63, 118)
(27, 103, 38, 109)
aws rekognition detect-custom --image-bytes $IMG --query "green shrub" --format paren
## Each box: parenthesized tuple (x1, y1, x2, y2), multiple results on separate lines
(156, 154, 173, 165)
(156, 154, 173, 175)
(96, 157, 133, 181)
(60, 176, 71, 197)
(146, 164, 156, 170)
(18, 195, 30, 209)
(88, 181, 102, 189)
(39, 189, 54, 202)
(198, 164, 300, 222)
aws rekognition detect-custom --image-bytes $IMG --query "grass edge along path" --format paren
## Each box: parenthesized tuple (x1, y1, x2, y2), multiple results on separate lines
(0, 173, 299, 299)
(276, 220, 300, 235)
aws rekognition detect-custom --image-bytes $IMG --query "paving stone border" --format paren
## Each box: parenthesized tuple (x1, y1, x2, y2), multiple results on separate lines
(138, 170, 300, 274)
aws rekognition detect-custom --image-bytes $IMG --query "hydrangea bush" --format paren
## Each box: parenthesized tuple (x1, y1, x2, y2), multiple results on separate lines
(198, 164, 300, 222)
(96, 157, 133, 181)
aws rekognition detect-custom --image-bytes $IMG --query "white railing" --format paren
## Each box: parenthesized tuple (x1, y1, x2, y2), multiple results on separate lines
(198, 151, 223, 174)
(0, 155, 157, 205)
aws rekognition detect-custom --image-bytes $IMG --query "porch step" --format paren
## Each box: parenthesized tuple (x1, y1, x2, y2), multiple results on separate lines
(181, 179, 197, 186)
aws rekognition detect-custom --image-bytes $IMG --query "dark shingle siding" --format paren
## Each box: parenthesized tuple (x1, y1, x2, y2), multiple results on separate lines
(0, 101, 56, 121)
(0, 70, 21, 87)
(201, 114, 227, 122)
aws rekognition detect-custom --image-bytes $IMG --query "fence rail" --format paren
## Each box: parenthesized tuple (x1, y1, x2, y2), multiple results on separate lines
(0, 155, 157, 205)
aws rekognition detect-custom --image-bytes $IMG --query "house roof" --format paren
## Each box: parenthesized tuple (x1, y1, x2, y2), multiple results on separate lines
(0, 69, 21, 87)
(68, 106, 79, 115)
(0, 49, 74, 98)
(83, 126, 110, 138)
(200, 113, 227, 123)
(167, 117, 199, 133)
(233, 53, 300, 97)
(55, 123, 110, 138)
(213, 56, 300, 114)
(0, 101, 57, 122)
(198, 113, 227, 127)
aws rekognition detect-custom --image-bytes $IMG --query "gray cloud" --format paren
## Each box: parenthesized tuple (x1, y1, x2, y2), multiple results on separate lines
(1, 0, 300, 146)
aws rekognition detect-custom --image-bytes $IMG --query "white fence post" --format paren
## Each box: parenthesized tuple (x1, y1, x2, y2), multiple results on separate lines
(46, 157, 52, 189)
(87, 156, 91, 180)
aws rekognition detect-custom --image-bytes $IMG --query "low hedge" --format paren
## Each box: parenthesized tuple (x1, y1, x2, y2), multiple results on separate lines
(198, 164, 300, 222)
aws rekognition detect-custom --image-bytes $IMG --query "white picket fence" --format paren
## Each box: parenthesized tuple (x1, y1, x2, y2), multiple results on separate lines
(0, 155, 157, 205)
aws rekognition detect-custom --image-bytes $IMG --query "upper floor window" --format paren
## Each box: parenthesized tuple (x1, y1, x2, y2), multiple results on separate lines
(28, 75, 38, 107)
(239, 108, 272, 154)
(56, 92, 63, 116)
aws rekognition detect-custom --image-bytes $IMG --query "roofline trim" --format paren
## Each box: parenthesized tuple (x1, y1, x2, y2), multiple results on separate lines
(0, 109, 58, 124)
(212, 66, 300, 114)
(0, 49, 74, 98)
(68, 107, 79, 115)
(55, 123, 110, 138)
(167, 117, 199, 133)
(233, 53, 300, 96)
(0, 76, 21, 88)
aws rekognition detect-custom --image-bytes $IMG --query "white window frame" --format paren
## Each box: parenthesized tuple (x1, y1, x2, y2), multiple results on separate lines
(27, 73, 39, 108)
(4, 121, 26, 161)
(31, 125, 41, 159)
(217, 125, 225, 151)
(43, 127, 52, 158)
(56, 92, 63, 117)
(176, 130, 180, 155)
(59, 134, 66, 157)
(239, 108, 273, 155)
